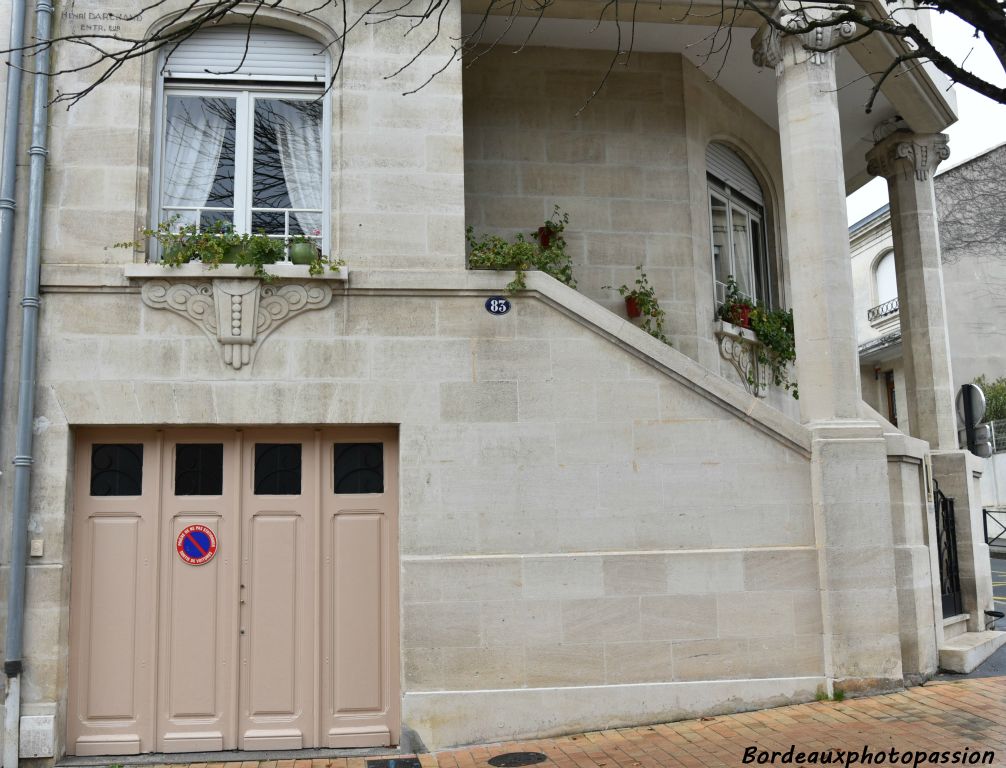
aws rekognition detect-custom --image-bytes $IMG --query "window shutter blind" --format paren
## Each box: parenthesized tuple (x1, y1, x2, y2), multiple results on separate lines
(706, 142, 764, 205)
(164, 26, 326, 82)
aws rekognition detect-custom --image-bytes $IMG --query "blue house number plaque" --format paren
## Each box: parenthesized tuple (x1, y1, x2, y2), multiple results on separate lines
(485, 297, 511, 315)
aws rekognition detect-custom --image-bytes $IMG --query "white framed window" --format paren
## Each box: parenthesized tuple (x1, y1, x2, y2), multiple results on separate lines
(151, 26, 330, 258)
(706, 142, 772, 307)
(874, 250, 897, 305)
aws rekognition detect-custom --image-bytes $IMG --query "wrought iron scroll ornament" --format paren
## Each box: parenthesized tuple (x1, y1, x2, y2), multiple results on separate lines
(715, 322, 770, 398)
(141, 278, 332, 370)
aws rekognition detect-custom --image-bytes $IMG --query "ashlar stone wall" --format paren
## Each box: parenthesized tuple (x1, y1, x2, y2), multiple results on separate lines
(463, 46, 797, 420)
(40, 0, 467, 275)
(25, 269, 822, 750)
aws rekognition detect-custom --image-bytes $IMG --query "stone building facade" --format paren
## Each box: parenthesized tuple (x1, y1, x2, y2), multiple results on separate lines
(0, 0, 997, 762)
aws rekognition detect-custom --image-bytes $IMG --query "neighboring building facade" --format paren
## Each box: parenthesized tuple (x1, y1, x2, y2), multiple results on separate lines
(0, 0, 997, 763)
(851, 143, 1006, 499)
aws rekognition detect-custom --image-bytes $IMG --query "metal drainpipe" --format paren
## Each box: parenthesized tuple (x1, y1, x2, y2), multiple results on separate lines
(0, 0, 28, 428)
(3, 0, 52, 765)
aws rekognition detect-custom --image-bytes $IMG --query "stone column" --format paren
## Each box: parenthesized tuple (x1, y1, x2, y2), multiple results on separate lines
(866, 131, 957, 449)
(753, 5, 861, 423)
(753, 6, 904, 692)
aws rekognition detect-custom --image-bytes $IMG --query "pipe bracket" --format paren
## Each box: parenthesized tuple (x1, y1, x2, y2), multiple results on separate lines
(11, 455, 33, 467)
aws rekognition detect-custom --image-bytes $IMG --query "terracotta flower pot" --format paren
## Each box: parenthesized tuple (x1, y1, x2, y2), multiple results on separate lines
(625, 295, 643, 319)
(730, 305, 753, 329)
(536, 226, 553, 249)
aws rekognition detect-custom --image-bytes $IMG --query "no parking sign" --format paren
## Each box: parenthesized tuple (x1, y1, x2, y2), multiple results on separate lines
(176, 524, 218, 565)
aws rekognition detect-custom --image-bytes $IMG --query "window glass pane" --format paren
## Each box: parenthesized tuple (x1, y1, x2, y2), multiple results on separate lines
(334, 443, 384, 494)
(200, 210, 234, 229)
(250, 210, 287, 236)
(163, 96, 236, 212)
(731, 205, 754, 300)
(750, 218, 767, 307)
(253, 99, 323, 238)
(710, 195, 730, 302)
(175, 444, 223, 496)
(254, 443, 302, 495)
(91, 444, 143, 496)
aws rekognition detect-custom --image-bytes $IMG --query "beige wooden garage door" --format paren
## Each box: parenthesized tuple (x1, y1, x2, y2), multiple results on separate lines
(67, 427, 399, 756)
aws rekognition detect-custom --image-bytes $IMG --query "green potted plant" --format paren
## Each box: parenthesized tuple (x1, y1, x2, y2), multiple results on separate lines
(117, 219, 285, 279)
(288, 232, 322, 265)
(466, 206, 576, 294)
(605, 266, 669, 345)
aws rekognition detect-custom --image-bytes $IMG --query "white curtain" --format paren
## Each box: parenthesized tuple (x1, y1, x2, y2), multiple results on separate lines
(162, 97, 229, 217)
(274, 100, 323, 236)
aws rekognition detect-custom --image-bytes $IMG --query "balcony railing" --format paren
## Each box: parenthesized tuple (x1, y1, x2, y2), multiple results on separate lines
(867, 297, 899, 323)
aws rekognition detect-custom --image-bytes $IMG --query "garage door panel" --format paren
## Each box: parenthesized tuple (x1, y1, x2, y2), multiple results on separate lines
(247, 513, 300, 715)
(332, 512, 383, 713)
(85, 515, 141, 719)
(157, 430, 240, 753)
(320, 427, 400, 749)
(68, 430, 161, 755)
(70, 427, 399, 756)
(164, 514, 224, 718)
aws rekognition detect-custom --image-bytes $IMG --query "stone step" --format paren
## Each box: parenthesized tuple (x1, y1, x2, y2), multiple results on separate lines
(938, 630, 1006, 673)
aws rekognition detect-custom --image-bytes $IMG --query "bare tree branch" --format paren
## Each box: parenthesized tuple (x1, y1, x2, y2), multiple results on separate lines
(2, 0, 1004, 110)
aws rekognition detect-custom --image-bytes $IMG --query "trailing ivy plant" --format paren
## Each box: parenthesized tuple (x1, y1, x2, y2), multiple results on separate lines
(748, 304, 798, 398)
(466, 205, 576, 293)
(604, 266, 670, 345)
(717, 275, 798, 398)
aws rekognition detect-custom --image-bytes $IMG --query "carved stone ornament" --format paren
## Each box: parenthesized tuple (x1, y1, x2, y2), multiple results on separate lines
(752, 7, 856, 70)
(715, 320, 770, 397)
(126, 264, 345, 371)
(866, 131, 951, 183)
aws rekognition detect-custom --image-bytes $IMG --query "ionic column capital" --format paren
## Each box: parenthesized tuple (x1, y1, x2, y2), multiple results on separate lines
(752, 3, 856, 70)
(866, 131, 950, 182)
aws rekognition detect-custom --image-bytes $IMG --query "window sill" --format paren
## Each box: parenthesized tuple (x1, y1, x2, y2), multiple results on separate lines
(124, 262, 348, 281)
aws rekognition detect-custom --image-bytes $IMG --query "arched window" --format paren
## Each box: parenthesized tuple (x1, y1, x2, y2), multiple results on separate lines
(706, 142, 772, 307)
(875, 250, 897, 305)
(154, 26, 329, 254)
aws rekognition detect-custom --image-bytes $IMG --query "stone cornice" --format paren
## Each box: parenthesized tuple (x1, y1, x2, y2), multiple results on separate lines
(866, 131, 951, 182)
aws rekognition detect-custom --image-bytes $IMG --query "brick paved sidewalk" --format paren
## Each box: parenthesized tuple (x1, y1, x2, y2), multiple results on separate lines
(171, 677, 1006, 768)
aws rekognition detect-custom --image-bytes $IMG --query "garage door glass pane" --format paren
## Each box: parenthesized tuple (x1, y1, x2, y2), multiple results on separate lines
(334, 443, 384, 494)
(91, 444, 143, 496)
(254, 443, 302, 495)
(175, 444, 224, 496)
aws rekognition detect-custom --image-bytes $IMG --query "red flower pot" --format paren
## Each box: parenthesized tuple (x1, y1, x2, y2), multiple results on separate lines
(730, 305, 753, 329)
(625, 295, 643, 319)
(536, 226, 553, 249)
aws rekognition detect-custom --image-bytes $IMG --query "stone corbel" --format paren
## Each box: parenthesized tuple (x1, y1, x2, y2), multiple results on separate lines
(715, 320, 770, 397)
(126, 264, 346, 371)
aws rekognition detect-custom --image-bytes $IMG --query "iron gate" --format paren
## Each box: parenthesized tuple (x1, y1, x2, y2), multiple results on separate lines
(934, 480, 964, 619)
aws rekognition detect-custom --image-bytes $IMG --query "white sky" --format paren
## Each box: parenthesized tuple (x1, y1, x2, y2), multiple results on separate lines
(846, 14, 1006, 226)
